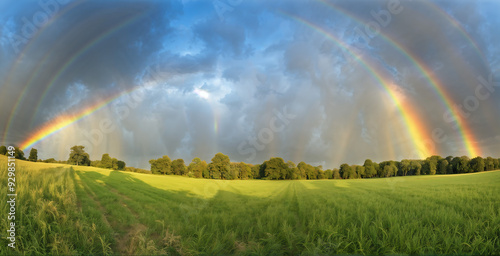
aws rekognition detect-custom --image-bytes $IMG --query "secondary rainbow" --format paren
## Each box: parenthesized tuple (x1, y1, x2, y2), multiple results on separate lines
(286, 13, 436, 159)
(317, 0, 481, 157)
(28, 11, 148, 129)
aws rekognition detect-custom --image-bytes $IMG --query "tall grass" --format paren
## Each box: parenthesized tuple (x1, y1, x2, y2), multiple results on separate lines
(1, 155, 499, 254)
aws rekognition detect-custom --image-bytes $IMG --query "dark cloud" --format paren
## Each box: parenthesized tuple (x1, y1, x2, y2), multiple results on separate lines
(1, 0, 499, 169)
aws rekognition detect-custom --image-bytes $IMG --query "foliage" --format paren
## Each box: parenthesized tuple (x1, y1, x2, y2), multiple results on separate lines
(68, 145, 90, 166)
(208, 153, 230, 179)
(171, 159, 186, 175)
(0, 145, 7, 155)
(28, 148, 38, 162)
(149, 155, 172, 175)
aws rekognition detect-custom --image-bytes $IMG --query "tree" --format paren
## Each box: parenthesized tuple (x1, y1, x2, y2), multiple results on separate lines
(324, 169, 333, 179)
(100, 154, 113, 168)
(297, 162, 309, 179)
(12, 147, 26, 160)
(355, 165, 365, 178)
(287, 161, 300, 180)
(410, 160, 421, 175)
(112, 158, 119, 170)
(117, 160, 126, 170)
(208, 153, 230, 179)
(437, 159, 448, 174)
(493, 158, 500, 170)
(485, 157, 495, 171)
(332, 168, 341, 179)
(149, 155, 172, 175)
(28, 148, 38, 162)
(363, 159, 377, 178)
(458, 156, 471, 173)
(251, 164, 261, 179)
(339, 164, 355, 179)
(469, 156, 485, 172)
(44, 158, 56, 163)
(68, 145, 90, 166)
(238, 162, 252, 180)
(0, 146, 6, 155)
(188, 157, 208, 178)
(399, 160, 411, 176)
(172, 159, 186, 175)
(262, 157, 288, 180)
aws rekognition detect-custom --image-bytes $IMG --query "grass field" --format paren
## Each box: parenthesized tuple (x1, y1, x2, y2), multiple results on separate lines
(1, 155, 499, 255)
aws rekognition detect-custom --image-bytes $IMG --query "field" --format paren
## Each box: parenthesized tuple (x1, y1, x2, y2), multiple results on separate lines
(1, 155, 499, 255)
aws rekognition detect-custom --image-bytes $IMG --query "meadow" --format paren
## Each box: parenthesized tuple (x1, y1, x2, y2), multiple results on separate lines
(0, 155, 499, 255)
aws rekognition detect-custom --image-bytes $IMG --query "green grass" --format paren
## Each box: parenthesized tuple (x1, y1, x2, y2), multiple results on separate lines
(1, 155, 499, 255)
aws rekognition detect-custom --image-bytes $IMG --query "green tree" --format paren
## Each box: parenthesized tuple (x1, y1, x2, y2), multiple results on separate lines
(13, 147, 26, 160)
(172, 159, 186, 175)
(68, 145, 90, 166)
(324, 169, 333, 179)
(100, 153, 113, 168)
(332, 168, 341, 179)
(149, 155, 172, 175)
(493, 158, 500, 170)
(355, 165, 365, 178)
(399, 160, 411, 176)
(0, 146, 6, 155)
(117, 160, 126, 170)
(297, 162, 310, 179)
(410, 160, 421, 175)
(339, 164, 355, 179)
(469, 156, 485, 172)
(28, 148, 38, 162)
(188, 157, 208, 178)
(485, 157, 495, 171)
(363, 159, 377, 178)
(238, 162, 252, 180)
(251, 164, 261, 179)
(44, 158, 56, 163)
(437, 159, 449, 174)
(459, 156, 471, 173)
(262, 157, 288, 180)
(208, 153, 230, 179)
(287, 161, 299, 180)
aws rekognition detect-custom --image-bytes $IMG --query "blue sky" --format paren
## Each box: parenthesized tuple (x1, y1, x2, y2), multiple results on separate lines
(1, 0, 499, 169)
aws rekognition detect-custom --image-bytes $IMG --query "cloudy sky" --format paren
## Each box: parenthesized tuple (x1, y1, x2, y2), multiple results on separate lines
(1, 0, 499, 169)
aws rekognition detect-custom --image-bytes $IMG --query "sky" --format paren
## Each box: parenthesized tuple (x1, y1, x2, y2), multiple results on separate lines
(0, 0, 499, 170)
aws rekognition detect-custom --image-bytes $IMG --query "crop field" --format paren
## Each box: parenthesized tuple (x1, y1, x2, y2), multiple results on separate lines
(1, 155, 499, 255)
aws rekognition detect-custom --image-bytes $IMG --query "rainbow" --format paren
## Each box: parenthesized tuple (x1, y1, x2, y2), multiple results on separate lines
(2, 11, 147, 146)
(316, 0, 481, 157)
(423, 1, 487, 65)
(31, 11, 148, 126)
(286, 13, 436, 159)
(1, 0, 87, 145)
(19, 87, 138, 151)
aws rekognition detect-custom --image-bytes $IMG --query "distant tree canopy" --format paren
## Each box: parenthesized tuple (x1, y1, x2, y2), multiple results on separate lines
(140, 153, 499, 180)
(68, 145, 90, 166)
(90, 153, 126, 170)
(172, 159, 187, 175)
(149, 155, 172, 175)
(28, 148, 38, 162)
(208, 153, 230, 179)
(0, 145, 7, 155)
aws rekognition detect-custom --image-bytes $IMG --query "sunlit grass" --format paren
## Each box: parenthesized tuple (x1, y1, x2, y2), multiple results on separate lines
(1, 155, 499, 254)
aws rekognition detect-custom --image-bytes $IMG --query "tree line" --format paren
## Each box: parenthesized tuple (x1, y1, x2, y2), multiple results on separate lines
(2, 145, 499, 180)
(149, 152, 500, 180)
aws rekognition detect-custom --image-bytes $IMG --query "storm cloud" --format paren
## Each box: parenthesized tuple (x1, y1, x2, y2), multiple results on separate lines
(1, 0, 499, 169)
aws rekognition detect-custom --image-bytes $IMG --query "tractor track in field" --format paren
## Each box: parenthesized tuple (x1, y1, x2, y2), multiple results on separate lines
(73, 171, 113, 230)
(75, 171, 150, 255)
(102, 185, 151, 255)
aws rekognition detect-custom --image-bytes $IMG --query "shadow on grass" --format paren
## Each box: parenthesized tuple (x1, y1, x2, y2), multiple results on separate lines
(75, 170, 309, 255)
